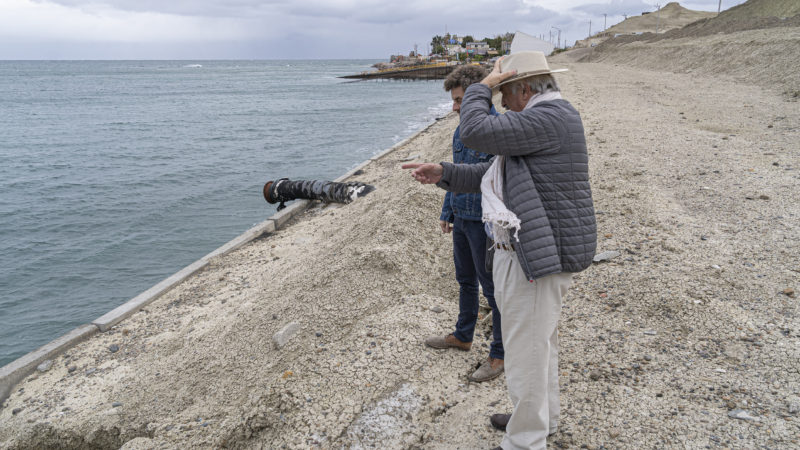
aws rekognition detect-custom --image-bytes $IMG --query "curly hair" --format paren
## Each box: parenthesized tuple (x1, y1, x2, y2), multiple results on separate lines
(443, 65, 488, 92)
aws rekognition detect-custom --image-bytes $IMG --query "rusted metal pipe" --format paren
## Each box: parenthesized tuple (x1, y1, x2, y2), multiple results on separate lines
(263, 178, 375, 211)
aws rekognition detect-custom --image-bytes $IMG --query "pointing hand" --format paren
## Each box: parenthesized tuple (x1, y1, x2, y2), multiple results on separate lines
(401, 162, 443, 185)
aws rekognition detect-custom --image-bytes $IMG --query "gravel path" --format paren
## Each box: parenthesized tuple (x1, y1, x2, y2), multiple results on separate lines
(1, 61, 797, 449)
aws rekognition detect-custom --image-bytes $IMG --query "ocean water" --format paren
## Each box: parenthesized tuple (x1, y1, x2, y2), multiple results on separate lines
(0, 60, 452, 367)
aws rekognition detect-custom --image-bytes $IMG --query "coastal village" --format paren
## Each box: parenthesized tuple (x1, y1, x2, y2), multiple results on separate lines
(352, 2, 732, 80)
(1, 0, 799, 448)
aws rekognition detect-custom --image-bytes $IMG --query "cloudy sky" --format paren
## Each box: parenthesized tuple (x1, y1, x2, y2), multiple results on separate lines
(0, 0, 746, 60)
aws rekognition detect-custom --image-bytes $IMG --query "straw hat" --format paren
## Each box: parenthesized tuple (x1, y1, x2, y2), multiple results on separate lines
(494, 51, 567, 90)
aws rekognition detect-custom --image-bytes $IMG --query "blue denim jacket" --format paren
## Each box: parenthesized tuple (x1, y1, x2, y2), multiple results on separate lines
(440, 122, 494, 223)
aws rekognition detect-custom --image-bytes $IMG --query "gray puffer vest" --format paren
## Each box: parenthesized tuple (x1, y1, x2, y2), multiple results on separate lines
(436, 83, 596, 281)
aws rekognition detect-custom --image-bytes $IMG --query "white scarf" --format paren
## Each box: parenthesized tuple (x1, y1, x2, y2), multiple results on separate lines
(480, 91, 563, 243)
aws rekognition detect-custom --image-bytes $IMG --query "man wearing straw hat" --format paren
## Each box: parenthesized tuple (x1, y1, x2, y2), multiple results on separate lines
(402, 51, 596, 449)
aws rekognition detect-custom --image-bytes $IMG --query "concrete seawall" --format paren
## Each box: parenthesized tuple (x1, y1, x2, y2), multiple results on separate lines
(0, 117, 444, 407)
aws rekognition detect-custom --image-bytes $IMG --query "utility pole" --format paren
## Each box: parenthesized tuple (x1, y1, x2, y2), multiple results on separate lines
(718, 0, 722, 13)
(655, 4, 661, 34)
(589, 20, 592, 37)
(603, 13, 607, 31)
(552, 26, 561, 49)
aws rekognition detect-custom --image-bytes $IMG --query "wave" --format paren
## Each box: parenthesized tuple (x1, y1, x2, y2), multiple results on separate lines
(397, 101, 453, 141)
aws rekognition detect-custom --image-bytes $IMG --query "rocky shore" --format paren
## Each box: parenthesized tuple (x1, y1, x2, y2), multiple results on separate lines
(2, 53, 799, 450)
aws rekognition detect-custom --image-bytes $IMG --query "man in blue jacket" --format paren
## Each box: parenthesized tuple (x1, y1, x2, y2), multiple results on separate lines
(404, 52, 596, 450)
(425, 65, 505, 383)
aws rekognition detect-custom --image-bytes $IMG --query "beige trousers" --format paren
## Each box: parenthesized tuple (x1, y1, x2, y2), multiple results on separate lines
(493, 248, 573, 450)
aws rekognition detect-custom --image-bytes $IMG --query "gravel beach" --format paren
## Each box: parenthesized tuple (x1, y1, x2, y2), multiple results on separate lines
(2, 39, 799, 450)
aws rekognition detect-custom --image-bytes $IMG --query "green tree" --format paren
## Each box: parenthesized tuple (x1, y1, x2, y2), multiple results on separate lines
(430, 35, 446, 55)
(484, 36, 501, 50)
(462, 35, 475, 45)
(483, 32, 514, 51)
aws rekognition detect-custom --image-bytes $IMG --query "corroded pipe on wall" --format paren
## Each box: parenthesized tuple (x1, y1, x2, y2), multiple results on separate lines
(263, 178, 376, 211)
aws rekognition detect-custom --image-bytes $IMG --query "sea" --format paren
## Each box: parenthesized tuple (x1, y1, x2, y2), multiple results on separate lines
(0, 60, 453, 367)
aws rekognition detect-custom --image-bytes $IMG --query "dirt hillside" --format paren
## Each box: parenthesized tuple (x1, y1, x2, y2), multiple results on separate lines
(718, 0, 800, 19)
(605, 2, 717, 36)
(559, 0, 800, 96)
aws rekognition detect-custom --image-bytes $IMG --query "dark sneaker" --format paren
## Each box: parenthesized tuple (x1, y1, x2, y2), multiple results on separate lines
(490, 413, 511, 431)
(490, 413, 557, 435)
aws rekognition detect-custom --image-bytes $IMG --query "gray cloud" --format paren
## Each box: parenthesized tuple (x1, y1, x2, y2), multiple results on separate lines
(8, 0, 748, 59)
(572, 0, 653, 16)
(33, 0, 288, 17)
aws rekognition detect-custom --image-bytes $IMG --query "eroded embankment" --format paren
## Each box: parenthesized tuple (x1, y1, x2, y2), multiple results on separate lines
(560, 24, 800, 96)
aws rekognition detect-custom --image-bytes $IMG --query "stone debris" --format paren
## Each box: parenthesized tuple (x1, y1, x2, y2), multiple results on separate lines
(401, 154, 421, 162)
(272, 322, 301, 349)
(36, 360, 53, 373)
(728, 409, 760, 422)
(592, 250, 620, 263)
(345, 384, 422, 449)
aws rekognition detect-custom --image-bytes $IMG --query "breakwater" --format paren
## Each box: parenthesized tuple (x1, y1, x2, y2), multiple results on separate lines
(340, 62, 457, 80)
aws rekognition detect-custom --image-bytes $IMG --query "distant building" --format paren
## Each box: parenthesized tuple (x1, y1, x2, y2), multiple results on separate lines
(465, 41, 490, 56)
(445, 44, 465, 56)
(466, 42, 490, 51)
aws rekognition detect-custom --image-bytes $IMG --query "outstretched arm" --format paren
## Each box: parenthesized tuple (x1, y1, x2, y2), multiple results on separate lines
(402, 161, 490, 193)
(401, 162, 443, 184)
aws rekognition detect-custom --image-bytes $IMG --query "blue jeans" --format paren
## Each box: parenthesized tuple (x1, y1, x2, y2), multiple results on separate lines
(452, 217, 504, 360)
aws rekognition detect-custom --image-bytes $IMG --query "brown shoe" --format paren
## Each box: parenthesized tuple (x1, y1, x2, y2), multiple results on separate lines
(424, 334, 471, 351)
(469, 357, 504, 382)
(490, 413, 510, 431)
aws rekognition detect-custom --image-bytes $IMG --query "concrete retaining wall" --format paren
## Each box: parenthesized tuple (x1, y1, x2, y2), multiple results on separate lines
(0, 115, 445, 408)
(0, 325, 97, 406)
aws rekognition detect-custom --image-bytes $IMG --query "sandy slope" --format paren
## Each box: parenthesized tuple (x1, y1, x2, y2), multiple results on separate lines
(567, 4, 800, 97)
(1, 61, 798, 449)
(592, 2, 716, 39)
(575, 26, 800, 96)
